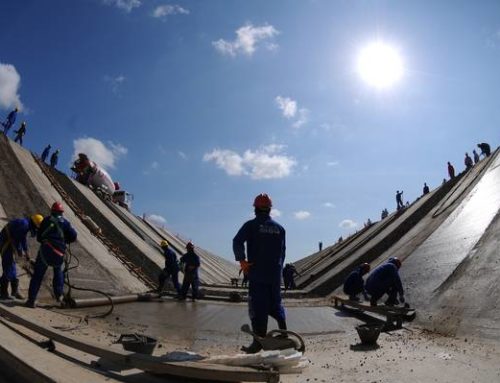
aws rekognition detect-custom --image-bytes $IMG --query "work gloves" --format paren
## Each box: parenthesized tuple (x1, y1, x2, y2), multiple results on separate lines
(239, 260, 252, 275)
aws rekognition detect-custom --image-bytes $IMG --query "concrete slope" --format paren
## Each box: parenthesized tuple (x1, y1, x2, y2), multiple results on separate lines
(0, 136, 146, 298)
(400, 150, 500, 319)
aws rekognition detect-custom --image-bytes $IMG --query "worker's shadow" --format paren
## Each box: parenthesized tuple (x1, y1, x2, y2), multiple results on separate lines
(349, 342, 380, 351)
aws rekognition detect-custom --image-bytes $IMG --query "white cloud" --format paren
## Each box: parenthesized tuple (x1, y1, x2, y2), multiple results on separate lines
(178, 151, 188, 160)
(104, 75, 125, 94)
(203, 144, 296, 180)
(327, 161, 339, 167)
(152, 4, 189, 18)
(323, 202, 335, 208)
(146, 214, 167, 227)
(212, 23, 279, 57)
(339, 219, 358, 229)
(0, 63, 23, 111)
(275, 96, 297, 119)
(271, 208, 282, 218)
(292, 108, 309, 129)
(294, 211, 311, 220)
(103, 0, 141, 12)
(73, 137, 128, 170)
(151, 161, 159, 169)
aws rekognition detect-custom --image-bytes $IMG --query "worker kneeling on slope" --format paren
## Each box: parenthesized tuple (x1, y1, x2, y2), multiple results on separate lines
(177, 242, 200, 301)
(365, 257, 405, 307)
(158, 240, 180, 296)
(25, 202, 77, 308)
(233, 193, 287, 354)
(0, 214, 44, 300)
(343, 262, 370, 302)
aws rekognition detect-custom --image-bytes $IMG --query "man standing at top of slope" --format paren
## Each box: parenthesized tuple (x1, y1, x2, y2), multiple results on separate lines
(1, 107, 18, 135)
(233, 193, 287, 353)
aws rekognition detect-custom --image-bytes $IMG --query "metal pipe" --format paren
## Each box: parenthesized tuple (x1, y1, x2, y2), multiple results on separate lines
(68, 293, 160, 308)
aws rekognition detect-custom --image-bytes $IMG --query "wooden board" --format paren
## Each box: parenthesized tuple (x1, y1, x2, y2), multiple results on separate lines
(0, 304, 279, 383)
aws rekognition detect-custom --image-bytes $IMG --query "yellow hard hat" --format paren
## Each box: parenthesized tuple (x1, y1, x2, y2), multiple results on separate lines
(160, 240, 169, 248)
(31, 214, 44, 228)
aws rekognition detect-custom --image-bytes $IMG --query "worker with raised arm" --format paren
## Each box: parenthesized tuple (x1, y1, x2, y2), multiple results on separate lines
(157, 240, 180, 296)
(365, 257, 405, 307)
(477, 142, 491, 157)
(0, 214, 44, 300)
(26, 202, 77, 308)
(233, 193, 287, 353)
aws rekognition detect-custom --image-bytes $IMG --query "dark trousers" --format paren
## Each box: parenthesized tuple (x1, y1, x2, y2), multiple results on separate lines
(180, 271, 199, 299)
(248, 281, 286, 336)
(28, 247, 64, 301)
(159, 269, 180, 294)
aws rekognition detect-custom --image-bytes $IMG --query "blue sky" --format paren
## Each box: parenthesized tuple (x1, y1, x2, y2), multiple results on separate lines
(0, 0, 499, 262)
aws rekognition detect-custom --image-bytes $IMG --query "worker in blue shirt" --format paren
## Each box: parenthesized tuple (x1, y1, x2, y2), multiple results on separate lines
(26, 202, 77, 308)
(158, 240, 180, 296)
(343, 263, 370, 301)
(50, 149, 60, 168)
(177, 242, 200, 301)
(1, 107, 18, 135)
(41, 144, 51, 163)
(365, 257, 405, 307)
(0, 214, 44, 300)
(233, 193, 287, 353)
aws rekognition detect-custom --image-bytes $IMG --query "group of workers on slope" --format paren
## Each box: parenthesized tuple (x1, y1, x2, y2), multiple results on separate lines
(157, 239, 201, 301)
(343, 257, 404, 307)
(0, 202, 77, 308)
(41, 144, 60, 168)
(447, 142, 491, 180)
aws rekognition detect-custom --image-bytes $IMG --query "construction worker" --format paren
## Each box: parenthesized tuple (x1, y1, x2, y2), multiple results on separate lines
(1, 107, 18, 135)
(477, 142, 491, 157)
(473, 149, 480, 164)
(422, 182, 430, 195)
(343, 263, 370, 301)
(464, 152, 473, 170)
(177, 242, 200, 301)
(365, 257, 404, 307)
(41, 144, 51, 163)
(158, 240, 180, 296)
(283, 263, 300, 291)
(25, 202, 77, 308)
(50, 149, 60, 168)
(13, 121, 27, 146)
(233, 193, 287, 353)
(381, 208, 389, 219)
(396, 190, 404, 210)
(447, 161, 455, 179)
(0, 214, 44, 300)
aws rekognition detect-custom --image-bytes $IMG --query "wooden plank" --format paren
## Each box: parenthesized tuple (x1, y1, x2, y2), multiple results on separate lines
(0, 304, 278, 383)
(332, 295, 414, 315)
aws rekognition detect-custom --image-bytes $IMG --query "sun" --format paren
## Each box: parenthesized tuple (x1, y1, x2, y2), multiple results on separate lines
(357, 41, 404, 89)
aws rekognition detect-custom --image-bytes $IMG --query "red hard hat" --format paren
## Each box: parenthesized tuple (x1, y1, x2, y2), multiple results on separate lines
(186, 241, 194, 250)
(51, 202, 64, 213)
(253, 193, 272, 209)
(388, 257, 402, 269)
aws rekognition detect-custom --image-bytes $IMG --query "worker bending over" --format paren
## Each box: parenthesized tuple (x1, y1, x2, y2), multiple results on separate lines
(26, 202, 77, 308)
(343, 262, 370, 301)
(365, 257, 405, 307)
(233, 193, 287, 353)
(0, 214, 43, 299)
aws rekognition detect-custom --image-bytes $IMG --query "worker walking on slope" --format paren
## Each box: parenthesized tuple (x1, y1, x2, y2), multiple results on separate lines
(25, 202, 77, 308)
(50, 149, 60, 168)
(473, 149, 480, 164)
(13, 121, 27, 146)
(447, 161, 455, 180)
(365, 257, 405, 307)
(40, 144, 51, 163)
(0, 214, 44, 300)
(396, 190, 404, 210)
(157, 240, 180, 296)
(1, 107, 18, 135)
(343, 262, 370, 301)
(464, 152, 473, 170)
(233, 193, 287, 353)
(177, 242, 200, 301)
(477, 142, 491, 157)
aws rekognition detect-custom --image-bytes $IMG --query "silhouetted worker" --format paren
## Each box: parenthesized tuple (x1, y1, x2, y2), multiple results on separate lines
(157, 240, 180, 296)
(473, 149, 480, 164)
(283, 263, 299, 291)
(1, 107, 18, 135)
(464, 152, 473, 170)
(26, 202, 77, 308)
(447, 162, 455, 179)
(477, 143, 491, 157)
(13, 121, 27, 146)
(233, 193, 286, 353)
(50, 149, 60, 168)
(319, 241, 323, 251)
(0, 214, 43, 300)
(343, 263, 370, 301)
(381, 208, 389, 219)
(178, 242, 200, 301)
(41, 144, 51, 163)
(396, 190, 404, 210)
(365, 257, 404, 307)
(423, 182, 430, 195)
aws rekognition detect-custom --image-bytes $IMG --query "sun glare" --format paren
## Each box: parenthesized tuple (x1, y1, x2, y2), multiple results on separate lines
(357, 41, 404, 89)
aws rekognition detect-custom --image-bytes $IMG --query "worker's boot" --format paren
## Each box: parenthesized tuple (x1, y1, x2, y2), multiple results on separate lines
(241, 326, 265, 354)
(0, 278, 12, 300)
(10, 278, 24, 300)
